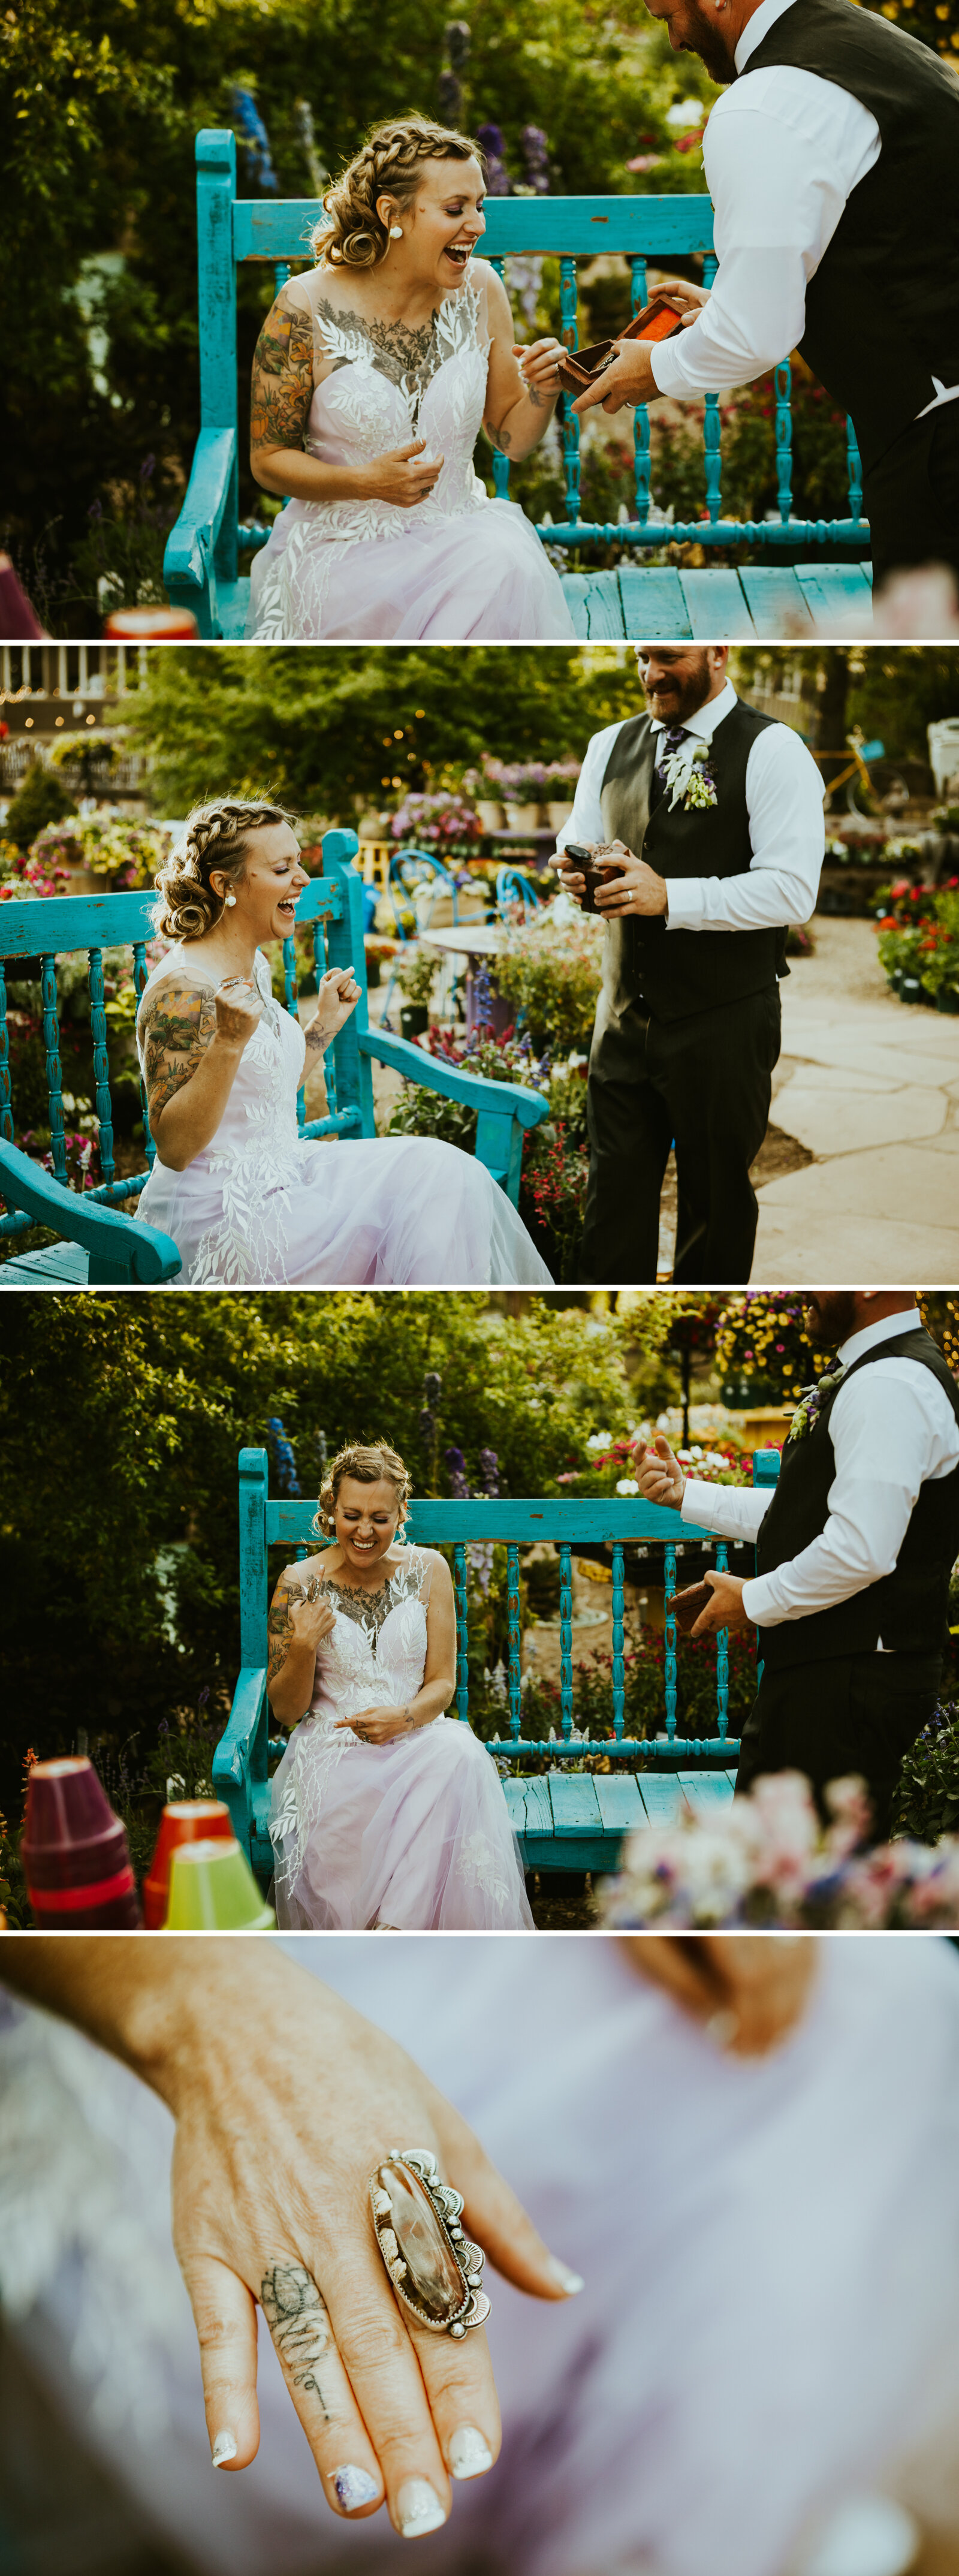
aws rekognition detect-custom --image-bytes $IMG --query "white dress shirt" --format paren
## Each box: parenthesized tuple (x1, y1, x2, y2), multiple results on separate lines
(680, 1307, 959, 1636)
(556, 679, 824, 935)
(650, 0, 959, 424)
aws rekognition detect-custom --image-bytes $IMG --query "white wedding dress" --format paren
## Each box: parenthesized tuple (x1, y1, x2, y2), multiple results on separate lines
(269, 1548, 534, 1930)
(246, 267, 575, 642)
(133, 948, 552, 1287)
(3, 1939, 959, 2576)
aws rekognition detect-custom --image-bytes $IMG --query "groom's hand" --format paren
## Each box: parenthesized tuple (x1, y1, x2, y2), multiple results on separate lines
(690, 1569, 750, 1638)
(633, 1435, 684, 1510)
(572, 338, 658, 418)
(594, 846, 668, 918)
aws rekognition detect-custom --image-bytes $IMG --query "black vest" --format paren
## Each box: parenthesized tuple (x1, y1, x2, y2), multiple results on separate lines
(598, 698, 787, 1024)
(744, 0, 959, 475)
(755, 1325, 959, 1671)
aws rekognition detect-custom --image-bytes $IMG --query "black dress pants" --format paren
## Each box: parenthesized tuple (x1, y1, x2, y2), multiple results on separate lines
(864, 402, 959, 599)
(735, 1649, 942, 1841)
(579, 981, 780, 1284)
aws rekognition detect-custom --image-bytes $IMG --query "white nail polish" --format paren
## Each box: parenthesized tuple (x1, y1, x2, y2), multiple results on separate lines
(396, 2478, 447, 2537)
(212, 2432, 237, 2468)
(449, 2426, 494, 2481)
(546, 2256, 585, 2295)
(331, 2464, 380, 2511)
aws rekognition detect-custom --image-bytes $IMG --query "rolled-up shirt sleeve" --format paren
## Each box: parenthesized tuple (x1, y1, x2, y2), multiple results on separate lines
(649, 69, 880, 401)
(664, 720, 825, 934)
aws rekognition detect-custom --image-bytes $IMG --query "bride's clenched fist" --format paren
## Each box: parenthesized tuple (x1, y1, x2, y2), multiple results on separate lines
(305, 967, 361, 1053)
(214, 978, 265, 1049)
(363, 440, 445, 507)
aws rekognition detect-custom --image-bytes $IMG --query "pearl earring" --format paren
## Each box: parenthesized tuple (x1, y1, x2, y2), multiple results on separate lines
(225, 893, 237, 907)
(390, 224, 403, 239)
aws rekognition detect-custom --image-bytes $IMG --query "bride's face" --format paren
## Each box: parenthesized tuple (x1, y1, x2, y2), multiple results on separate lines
(224, 822, 308, 946)
(334, 1476, 402, 1572)
(385, 158, 487, 291)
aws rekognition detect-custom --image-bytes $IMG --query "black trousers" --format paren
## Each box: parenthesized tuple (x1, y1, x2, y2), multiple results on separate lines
(579, 981, 780, 1284)
(864, 401, 959, 598)
(735, 1649, 942, 1841)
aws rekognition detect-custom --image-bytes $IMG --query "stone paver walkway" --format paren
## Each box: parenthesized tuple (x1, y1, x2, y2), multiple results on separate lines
(753, 919, 959, 1283)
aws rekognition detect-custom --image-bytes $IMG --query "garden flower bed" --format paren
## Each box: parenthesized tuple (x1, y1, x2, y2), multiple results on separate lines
(874, 878, 959, 1011)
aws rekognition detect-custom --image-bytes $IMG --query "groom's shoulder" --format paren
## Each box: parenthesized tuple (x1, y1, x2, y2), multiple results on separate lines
(586, 713, 651, 758)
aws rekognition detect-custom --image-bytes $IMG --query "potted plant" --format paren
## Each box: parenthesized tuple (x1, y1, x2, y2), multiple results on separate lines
(396, 944, 437, 1038)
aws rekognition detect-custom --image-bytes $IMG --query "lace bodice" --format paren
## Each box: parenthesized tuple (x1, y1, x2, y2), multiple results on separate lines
(301, 271, 490, 541)
(307, 1550, 434, 1736)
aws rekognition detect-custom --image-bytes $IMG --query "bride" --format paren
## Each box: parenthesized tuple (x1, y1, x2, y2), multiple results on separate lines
(133, 799, 552, 1288)
(245, 114, 576, 641)
(267, 1439, 534, 1930)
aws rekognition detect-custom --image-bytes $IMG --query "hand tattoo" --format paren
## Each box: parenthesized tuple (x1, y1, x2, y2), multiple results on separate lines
(251, 286, 316, 457)
(261, 2263, 333, 2412)
(140, 980, 217, 1122)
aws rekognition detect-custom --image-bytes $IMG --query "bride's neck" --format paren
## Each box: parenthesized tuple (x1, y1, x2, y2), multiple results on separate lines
(188, 922, 261, 979)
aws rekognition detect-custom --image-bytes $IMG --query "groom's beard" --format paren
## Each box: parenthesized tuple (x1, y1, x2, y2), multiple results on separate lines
(643, 649, 714, 724)
(676, 0, 737, 81)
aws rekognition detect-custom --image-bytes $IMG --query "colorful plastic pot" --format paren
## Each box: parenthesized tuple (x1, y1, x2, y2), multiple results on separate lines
(21, 1756, 141, 1929)
(164, 1836, 275, 1931)
(143, 1799, 234, 1930)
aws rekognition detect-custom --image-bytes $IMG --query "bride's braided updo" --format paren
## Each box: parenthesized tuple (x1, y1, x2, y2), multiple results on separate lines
(310, 115, 481, 269)
(314, 1441, 412, 1538)
(152, 797, 295, 942)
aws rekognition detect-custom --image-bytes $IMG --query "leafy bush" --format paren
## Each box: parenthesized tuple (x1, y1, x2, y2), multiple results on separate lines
(4, 764, 77, 852)
(889, 1701, 959, 1844)
(493, 902, 604, 1054)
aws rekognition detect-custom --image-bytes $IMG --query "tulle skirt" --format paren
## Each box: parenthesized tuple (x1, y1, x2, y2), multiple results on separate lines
(270, 1719, 535, 1930)
(5, 1939, 959, 2576)
(135, 1134, 553, 1287)
(246, 497, 575, 641)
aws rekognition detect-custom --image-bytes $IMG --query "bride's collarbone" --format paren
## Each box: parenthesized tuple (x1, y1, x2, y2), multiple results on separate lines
(307, 280, 469, 387)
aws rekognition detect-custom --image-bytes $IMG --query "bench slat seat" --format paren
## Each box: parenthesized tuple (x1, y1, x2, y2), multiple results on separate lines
(565, 560, 872, 639)
(165, 129, 872, 640)
(216, 1454, 780, 1891)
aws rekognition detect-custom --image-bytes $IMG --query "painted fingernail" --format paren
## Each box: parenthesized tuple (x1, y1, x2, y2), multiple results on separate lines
(331, 2464, 380, 2512)
(546, 2256, 585, 2295)
(449, 2426, 494, 2481)
(396, 2478, 447, 2538)
(211, 2432, 237, 2469)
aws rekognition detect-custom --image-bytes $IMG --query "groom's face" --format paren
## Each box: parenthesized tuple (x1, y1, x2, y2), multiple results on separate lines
(643, 0, 737, 82)
(636, 647, 715, 723)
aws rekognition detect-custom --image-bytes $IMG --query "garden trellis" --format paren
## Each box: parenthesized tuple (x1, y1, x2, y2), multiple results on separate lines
(214, 1449, 781, 1882)
(163, 129, 874, 640)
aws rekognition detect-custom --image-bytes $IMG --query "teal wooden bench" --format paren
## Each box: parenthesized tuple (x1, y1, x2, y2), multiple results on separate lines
(214, 1445, 781, 1887)
(163, 129, 873, 641)
(0, 829, 549, 1285)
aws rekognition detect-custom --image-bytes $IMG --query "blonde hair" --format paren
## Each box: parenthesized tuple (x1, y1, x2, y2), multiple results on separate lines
(314, 1441, 412, 1537)
(310, 115, 481, 269)
(152, 797, 296, 942)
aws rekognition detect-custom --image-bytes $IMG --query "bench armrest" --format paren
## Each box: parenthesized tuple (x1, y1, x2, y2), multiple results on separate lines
(163, 427, 237, 634)
(213, 1665, 270, 1849)
(0, 1140, 181, 1283)
(359, 1028, 550, 1126)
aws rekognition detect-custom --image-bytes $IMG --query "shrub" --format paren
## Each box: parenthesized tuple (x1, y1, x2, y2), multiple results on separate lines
(493, 901, 604, 1054)
(889, 1701, 959, 1844)
(5, 763, 77, 852)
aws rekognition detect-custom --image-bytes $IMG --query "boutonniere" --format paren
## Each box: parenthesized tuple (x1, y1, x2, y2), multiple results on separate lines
(786, 1368, 846, 1444)
(661, 737, 718, 812)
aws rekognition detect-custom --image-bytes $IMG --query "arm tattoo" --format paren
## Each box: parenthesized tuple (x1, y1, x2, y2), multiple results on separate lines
(260, 2264, 333, 2414)
(488, 424, 512, 453)
(140, 980, 216, 1122)
(267, 1571, 306, 1689)
(303, 1019, 328, 1057)
(251, 287, 316, 456)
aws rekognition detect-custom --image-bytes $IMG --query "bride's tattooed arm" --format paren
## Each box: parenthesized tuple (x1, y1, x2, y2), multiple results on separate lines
(251, 287, 317, 478)
(140, 981, 218, 1125)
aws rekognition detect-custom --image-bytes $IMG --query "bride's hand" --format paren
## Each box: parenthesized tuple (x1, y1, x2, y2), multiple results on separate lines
(214, 980, 264, 1050)
(623, 1936, 818, 2055)
(287, 1581, 337, 1652)
(363, 440, 445, 508)
(305, 967, 361, 1050)
(156, 1946, 581, 2533)
(336, 1701, 421, 1743)
(515, 338, 563, 399)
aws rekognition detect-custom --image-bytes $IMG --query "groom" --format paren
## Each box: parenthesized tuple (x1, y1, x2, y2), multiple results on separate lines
(572, 0, 959, 604)
(556, 643, 824, 1282)
(635, 1292, 959, 1837)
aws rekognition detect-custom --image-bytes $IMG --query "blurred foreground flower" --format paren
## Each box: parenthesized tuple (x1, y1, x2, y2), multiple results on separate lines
(602, 1769, 959, 1928)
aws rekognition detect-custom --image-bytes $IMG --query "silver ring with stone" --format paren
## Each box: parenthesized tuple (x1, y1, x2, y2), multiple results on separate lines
(370, 2149, 491, 2339)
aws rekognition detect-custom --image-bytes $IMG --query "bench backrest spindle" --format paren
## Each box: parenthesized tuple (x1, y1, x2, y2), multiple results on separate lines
(559, 1542, 574, 1737)
(664, 1541, 678, 1741)
(507, 1544, 522, 1737)
(454, 1544, 469, 1722)
(0, 964, 13, 1146)
(611, 1541, 625, 1740)
(41, 953, 67, 1186)
(88, 946, 115, 1189)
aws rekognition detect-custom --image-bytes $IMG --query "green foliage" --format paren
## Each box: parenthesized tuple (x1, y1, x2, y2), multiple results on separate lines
(5, 761, 77, 851)
(889, 1700, 959, 1845)
(876, 886, 959, 1004)
(0, 1290, 654, 1800)
(122, 643, 632, 816)
(494, 908, 603, 1053)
